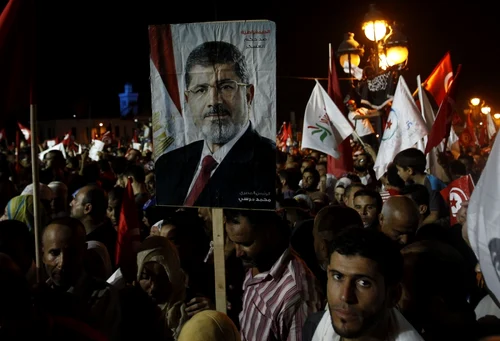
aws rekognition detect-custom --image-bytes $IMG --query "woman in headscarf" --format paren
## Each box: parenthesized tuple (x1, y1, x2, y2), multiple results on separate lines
(136, 236, 189, 341)
(85, 240, 112, 281)
(178, 310, 240, 341)
(0, 195, 48, 233)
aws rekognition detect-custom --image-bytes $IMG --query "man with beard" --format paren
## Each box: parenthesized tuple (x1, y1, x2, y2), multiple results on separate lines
(155, 41, 276, 209)
(302, 227, 423, 341)
(225, 209, 323, 341)
(38, 217, 120, 339)
(352, 150, 376, 188)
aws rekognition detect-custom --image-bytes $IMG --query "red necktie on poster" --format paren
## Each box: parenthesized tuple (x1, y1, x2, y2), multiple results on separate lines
(184, 155, 218, 206)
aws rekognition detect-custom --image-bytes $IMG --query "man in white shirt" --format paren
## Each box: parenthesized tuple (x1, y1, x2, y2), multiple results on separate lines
(346, 100, 380, 152)
(302, 227, 423, 341)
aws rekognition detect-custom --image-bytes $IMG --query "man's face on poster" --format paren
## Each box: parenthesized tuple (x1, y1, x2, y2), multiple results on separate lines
(185, 63, 254, 145)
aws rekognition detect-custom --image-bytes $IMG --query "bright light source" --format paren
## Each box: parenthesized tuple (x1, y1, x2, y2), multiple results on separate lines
(494, 113, 500, 120)
(386, 46, 409, 66)
(481, 106, 491, 115)
(134, 119, 138, 122)
(73, 115, 76, 118)
(99, 123, 103, 127)
(470, 98, 481, 106)
(363, 20, 387, 41)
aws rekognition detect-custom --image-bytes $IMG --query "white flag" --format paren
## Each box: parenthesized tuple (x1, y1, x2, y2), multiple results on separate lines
(373, 76, 429, 179)
(301, 80, 353, 158)
(39, 143, 67, 161)
(416, 77, 449, 182)
(467, 132, 500, 302)
(487, 113, 497, 140)
(447, 125, 460, 159)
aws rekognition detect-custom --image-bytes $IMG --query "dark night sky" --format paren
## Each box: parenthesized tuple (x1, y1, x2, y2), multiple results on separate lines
(30, 0, 500, 124)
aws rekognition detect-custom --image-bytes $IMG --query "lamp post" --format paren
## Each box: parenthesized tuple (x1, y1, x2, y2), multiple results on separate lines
(337, 4, 409, 108)
(481, 106, 491, 115)
(468, 97, 485, 124)
(467, 97, 499, 143)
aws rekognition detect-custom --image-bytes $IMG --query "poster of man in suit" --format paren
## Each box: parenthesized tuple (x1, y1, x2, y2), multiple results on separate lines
(149, 21, 276, 209)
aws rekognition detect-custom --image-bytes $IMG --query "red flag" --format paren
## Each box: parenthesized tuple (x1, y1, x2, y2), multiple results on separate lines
(62, 130, 72, 146)
(17, 121, 30, 142)
(115, 179, 140, 267)
(101, 131, 113, 145)
(327, 45, 353, 177)
(149, 25, 182, 115)
(0, 0, 35, 127)
(132, 129, 138, 143)
(440, 174, 475, 225)
(425, 64, 462, 154)
(278, 122, 289, 145)
(462, 111, 478, 147)
(423, 51, 454, 107)
(286, 122, 292, 141)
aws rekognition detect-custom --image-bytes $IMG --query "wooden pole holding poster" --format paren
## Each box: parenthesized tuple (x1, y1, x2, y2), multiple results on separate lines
(211, 208, 227, 314)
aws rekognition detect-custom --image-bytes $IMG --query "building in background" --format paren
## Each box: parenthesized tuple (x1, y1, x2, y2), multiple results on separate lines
(38, 116, 150, 145)
(119, 83, 139, 117)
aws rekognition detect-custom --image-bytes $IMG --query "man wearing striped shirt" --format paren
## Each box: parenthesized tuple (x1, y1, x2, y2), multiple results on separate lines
(225, 210, 323, 341)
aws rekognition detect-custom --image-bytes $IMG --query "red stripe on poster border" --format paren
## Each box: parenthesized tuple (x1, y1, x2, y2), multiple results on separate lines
(149, 25, 182, 115)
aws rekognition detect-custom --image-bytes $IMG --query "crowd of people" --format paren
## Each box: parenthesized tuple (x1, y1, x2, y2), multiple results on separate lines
(0, 134, 499, 341)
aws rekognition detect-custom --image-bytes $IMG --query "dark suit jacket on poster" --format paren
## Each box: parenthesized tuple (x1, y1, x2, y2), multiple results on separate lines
(155, 123, 276, 209)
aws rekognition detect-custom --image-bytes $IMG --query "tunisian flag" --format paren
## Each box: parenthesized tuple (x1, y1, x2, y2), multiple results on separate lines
(327, 44, 353, 177)
(440, 174, 475, 226)
(0, 0, 35, 127)
(115, 179, 141, 273)
(423, 51, 454, 107)
(425, 64, 462, 153)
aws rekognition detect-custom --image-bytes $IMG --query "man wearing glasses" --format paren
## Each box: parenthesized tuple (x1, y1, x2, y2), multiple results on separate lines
(155, 40, 276, 209)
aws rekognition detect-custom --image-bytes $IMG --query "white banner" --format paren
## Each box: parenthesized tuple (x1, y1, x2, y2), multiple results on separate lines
(301, 80, 353, 158)
(373, 76, 429, 179)
(468, 133, 500, 302)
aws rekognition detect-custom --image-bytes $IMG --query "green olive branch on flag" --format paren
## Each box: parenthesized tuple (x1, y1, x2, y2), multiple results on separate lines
(307, 122, 332, 142)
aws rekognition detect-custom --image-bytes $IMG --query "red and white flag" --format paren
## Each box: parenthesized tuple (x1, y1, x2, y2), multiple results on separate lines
(62, 130, 72, 145)
(101, 131, 113, 145)
(423, 51, 454, 107)
(327, 44, 353, 177)
(440, 174, 475, 226)
(17, 121, 30, 142)
(425, 64, 462, 154)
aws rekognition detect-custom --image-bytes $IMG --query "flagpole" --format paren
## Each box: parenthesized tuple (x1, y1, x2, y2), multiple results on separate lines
(330, 43, 367, 151)
(30, 101, 41, 283)
(329, 43, 332, 75)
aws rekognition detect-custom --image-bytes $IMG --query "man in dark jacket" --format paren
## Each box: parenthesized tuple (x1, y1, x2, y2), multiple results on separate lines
(155, 40, 275, 209)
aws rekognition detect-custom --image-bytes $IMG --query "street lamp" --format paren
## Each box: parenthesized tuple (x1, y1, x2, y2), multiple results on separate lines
(337, 4, 409, 108)
(384, 22, 409, 68)
(338, 32, 364, 84)
(481, 106, 491, 115)
(470, 97, 481, 106)
(362, 5, 388, 42)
